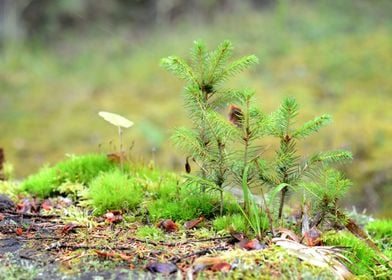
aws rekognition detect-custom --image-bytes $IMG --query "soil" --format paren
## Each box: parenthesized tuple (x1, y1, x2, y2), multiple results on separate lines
(0, 210, 232, 279)
(0, 212, 164, 279)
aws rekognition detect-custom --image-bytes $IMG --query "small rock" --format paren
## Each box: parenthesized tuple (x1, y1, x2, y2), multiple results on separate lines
(146, 262, 177, 274)
(0, 194, 15, 211)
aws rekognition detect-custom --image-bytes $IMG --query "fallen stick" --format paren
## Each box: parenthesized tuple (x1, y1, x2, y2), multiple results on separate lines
(170, 246, 229, 264)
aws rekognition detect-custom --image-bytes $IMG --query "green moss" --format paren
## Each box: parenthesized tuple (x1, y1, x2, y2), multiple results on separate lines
(366, 219, 392, 240)
(366, 219, 392, 260)
(135, 225, 164, 240)
(147, 187, 240, 222)
(20, 166, 58, 197)
(198, 246, 336, 279)
(89, 170, 143, 215)
(0, 180, 22, 201)
(21, 154, 117, 198)
(323, 231, 389, 278)
(213, 214, 246, 232)
(55, 154, 118, 185)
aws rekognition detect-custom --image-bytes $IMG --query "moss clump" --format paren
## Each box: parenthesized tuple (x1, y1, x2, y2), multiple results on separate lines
(21, 154, 117, 198)
(323, 231, 389, 278)
(55, 154, 118, 185)
(20, 166, 58, 198)
(366, 219, 392, 240)
(213, 214, 246, 232)
(135, 226, 163, 240)
(89, 170, 143, 215)
(199, 246, 336, 279)
(147, 187, 240, 222)
(366, 219, 392, 260)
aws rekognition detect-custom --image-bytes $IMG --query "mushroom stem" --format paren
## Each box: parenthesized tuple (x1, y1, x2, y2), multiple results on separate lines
(118, 126, 123, 171)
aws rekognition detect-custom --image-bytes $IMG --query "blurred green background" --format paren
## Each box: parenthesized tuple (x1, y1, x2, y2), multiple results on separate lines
(0, 0, 391, 217)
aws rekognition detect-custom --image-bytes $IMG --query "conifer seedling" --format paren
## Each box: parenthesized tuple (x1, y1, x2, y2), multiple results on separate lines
(98, 111, 134, 170)
(162, 40, 354, 237)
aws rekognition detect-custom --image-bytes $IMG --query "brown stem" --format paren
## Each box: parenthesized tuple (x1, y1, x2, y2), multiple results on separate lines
(220, 189, 224, 216)
(278, 186, 288, 219)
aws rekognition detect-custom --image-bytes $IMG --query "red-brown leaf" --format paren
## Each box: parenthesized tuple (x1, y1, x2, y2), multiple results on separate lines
(16, 227, 23, 236)
(184, 217, 204, 229)
(95, 251, 117, 259)
(238, 238, 264, 250)
(303, 227, 322, 246)
(157, 219, 178, 233)
(103, 211, 123, 224)
(210, 262, 231, 272)
(61, 223, 78, 235)
(41, 199, 53, 211)
(16, 199, 32, 214)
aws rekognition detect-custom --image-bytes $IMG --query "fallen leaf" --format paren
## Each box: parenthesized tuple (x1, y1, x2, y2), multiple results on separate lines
(41, 199, 53, 211)
(95, 251, 117, 259)
(184, 217, 204, 229)
(16, 228, 23, 236)
(103, 211, 123, 224)
(238, 238, 264, 250)
(118, 253, 132, 262)
(273, 238, 352, 280)
(303, 227, 322, 246)
(61, 223, 78, 235)
(157, 219, 178, 233)
(57, 197, 73, 208)
(146, 262, 177, 274)
(276, 227, 300, 242)
(16, 199, 32, 214)
(229, 231, 245, 243)
(193, 256, 226, 272)
(0, 213, 4, 221)
(210, 262, 231, 272)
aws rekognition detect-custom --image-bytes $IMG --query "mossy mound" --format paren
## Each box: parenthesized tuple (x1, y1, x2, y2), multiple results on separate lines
(21, 154, 117, 197)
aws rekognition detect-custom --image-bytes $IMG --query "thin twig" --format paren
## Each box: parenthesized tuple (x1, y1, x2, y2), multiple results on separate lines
(170, 246, 229, 263)
(2, 211, 60, 219)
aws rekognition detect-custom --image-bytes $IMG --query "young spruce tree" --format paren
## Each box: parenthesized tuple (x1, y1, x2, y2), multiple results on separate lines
(161, 40, 258, 215)
(162, 40, 353, 237)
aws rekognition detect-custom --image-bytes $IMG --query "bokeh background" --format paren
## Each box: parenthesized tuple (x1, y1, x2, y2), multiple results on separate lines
(0, 0, 391, 217)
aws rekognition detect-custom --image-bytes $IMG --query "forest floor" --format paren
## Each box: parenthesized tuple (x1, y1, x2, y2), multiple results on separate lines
(0, 210, 233, 279)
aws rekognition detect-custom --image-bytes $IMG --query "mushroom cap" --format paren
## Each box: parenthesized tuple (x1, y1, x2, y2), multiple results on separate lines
(98, 111, 134, 128)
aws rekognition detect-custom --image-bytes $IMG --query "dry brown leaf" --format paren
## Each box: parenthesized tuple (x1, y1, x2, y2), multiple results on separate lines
(210, 262, 231, 272)
(276, 227, 300, 242)
(193, 256, 226, 272)
(303, 227, 322, 246)
(273, 238, 352, 280)
(157, 219, 178, 233)
(95, 251, 117, 259)
(16, 227, 23, 236)
(41, 199, 53, 211)
(61, 223, 78, 235)
(238, 238, 264, 250)
(103, 211, 123, 224)
(184, 217, 204, 229)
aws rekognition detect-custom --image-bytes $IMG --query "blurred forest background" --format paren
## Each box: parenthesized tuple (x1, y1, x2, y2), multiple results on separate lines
(0, 0, 391, 217)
